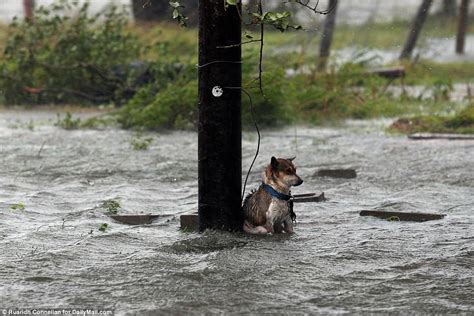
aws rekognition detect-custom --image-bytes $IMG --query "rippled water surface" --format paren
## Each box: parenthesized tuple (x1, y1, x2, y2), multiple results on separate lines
(0, 110, 473, 314)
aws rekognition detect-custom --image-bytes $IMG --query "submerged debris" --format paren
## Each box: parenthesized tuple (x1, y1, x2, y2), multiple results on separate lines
(102, 200, 121, 214)
(10, 203, 26, 211)
(99, 223, 109, 232)
(360, 210, 446, 222)
(315, 169, 357, 179)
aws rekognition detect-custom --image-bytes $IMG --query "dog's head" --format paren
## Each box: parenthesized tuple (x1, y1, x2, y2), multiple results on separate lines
(266, 156, 303, 188)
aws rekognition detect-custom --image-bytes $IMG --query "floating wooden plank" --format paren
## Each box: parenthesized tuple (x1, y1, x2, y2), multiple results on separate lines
(293, 192, 326, 203)
(315, 169, 357, 179)
(180, 214, 199, 231)
(360, 210, 446, 222)
(110, 214, 161, 225)
(408, 133, 474, 140)
(368, 66, 406, 79)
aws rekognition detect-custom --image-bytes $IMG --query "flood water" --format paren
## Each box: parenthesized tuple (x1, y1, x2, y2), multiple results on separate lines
(0, 110, 473, 314)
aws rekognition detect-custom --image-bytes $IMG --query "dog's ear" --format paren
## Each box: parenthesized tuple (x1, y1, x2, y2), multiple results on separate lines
(271, 156, 279, 169)
(287, 156, 296, 162)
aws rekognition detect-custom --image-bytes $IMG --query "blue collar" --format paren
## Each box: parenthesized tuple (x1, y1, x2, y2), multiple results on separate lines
(262, 183, 292, 201)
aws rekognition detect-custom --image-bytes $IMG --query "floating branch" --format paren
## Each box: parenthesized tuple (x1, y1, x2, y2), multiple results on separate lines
(287, 0, 338, 15)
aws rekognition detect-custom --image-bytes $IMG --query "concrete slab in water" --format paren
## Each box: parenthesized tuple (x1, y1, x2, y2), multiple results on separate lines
(293, 192, 326, 203)
(110, 215, 161, 225)
(180, 214, 199, 231)
(315, 169, 357, 179)
(408, 133, 474, 140)
(360, 210, 446, 222)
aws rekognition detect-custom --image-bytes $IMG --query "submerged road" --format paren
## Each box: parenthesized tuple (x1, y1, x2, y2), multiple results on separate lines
(0, 110, 473, 314)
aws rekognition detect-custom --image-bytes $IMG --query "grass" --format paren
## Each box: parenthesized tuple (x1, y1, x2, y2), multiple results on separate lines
(99, 223, 109, 232)
(0, 23, 7, 53)
(128, 22, 197, 63)
(263, 15, 473, 50)
(389, 104, 474, 134)
(55, 112, 81, 130)
(130, 134, 153, 150)
(53, 111, 117, 130)
(1, 14, 471, 62)
(402, 61, 474, 86)
(102, 200, 121, 214)
(1, 14, 473, 131)
(10, 203, 25, 211)
(332, 17, 472, 50)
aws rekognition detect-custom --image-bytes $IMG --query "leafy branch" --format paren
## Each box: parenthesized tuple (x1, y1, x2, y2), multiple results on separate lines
(169, 1, 188, 27)
(142, 0, 188, 26)
(157, 0, 337, 96)
(286, 0, 338, 15)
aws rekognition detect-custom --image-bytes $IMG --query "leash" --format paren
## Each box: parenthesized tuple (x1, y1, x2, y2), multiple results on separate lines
(224, 87, 261, 201)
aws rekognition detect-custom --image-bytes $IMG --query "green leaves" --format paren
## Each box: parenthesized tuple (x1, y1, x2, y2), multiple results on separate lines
(10, 203, 25, 211)
(131, 135, 153, 150)
(99, 223, 109, 232)
(226, 0, 306, 32)
(0, 0, 143, 105)
(102, 200, 121, 214)
(252, 11, 302, 32)
(169, 1, 188, 27)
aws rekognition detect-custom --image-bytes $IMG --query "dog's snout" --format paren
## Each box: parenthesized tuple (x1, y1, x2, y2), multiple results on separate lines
(295, 177, 303, 186)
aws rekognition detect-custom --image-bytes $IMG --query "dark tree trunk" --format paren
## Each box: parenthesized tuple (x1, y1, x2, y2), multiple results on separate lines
(399, 0, 434, 60)
(23, 0, 35, 21)
(317, 0, 338, 71)
(198, 0, 243, 232)
(131, 0, 169, 22)
(456, 0, 470, 54)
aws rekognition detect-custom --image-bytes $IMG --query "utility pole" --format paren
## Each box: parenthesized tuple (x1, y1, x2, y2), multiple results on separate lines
(456, 0, 470, 54)
(399, 0, 433, 60)
(198, 0, 243, 231)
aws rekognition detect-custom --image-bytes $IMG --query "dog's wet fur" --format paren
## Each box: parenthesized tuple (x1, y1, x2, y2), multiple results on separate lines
(242, 156, 303, 234)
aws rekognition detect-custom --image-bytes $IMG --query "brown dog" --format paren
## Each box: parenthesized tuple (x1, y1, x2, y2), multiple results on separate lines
(242, 157, 303, 234)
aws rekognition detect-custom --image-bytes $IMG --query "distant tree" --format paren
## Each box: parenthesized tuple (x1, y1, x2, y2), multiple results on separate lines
(456, 0, 470, 54)
(131, 0, 168, 22)
(440, 0, 457, 16)
(23, 0, 35, 21)
(132, 0, 197, 25)
(247, 0, 258, 9)
(317, 0, 338, 71)
(399, 0, 434, 60)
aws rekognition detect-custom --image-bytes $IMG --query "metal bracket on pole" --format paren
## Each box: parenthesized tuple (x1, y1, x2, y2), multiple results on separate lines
(212, 86, 224, 97)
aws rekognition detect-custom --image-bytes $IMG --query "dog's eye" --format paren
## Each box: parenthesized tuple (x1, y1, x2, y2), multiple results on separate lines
(286, 168, 292, 173)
